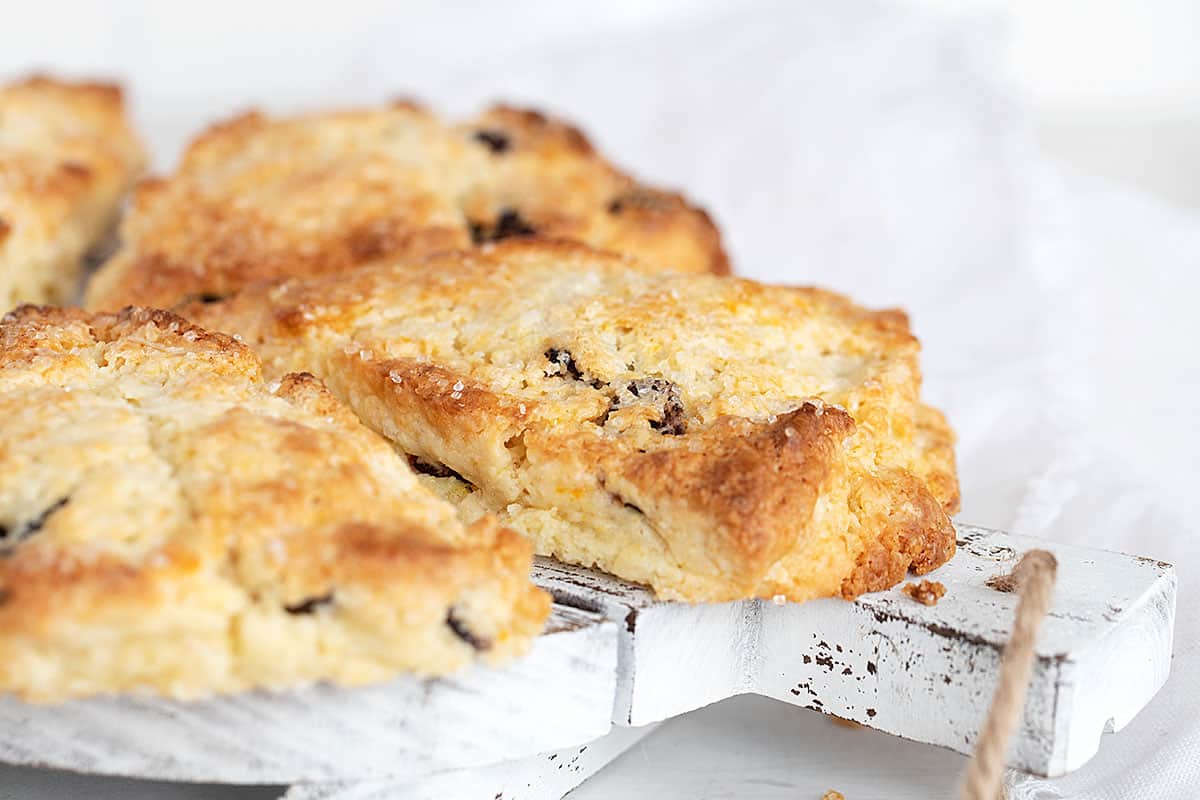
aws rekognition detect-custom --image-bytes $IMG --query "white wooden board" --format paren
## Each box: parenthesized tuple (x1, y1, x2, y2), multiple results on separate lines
(537, 523, 1176, 777)
(0, 606, 617, 784)
(0, 523, 1176, 791)
(282, 724, 658, 800)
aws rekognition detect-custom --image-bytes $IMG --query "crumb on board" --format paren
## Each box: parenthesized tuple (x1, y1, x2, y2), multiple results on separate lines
(902, 579, 946, 606)
(986, 572, 1019, 593)
(829, 716, 863, 730)
(822, 791, 846, 800)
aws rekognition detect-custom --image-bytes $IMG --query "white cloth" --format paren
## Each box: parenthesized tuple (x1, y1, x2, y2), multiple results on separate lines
(0, 1, 1195, 797)
(1001, 163, 1200, 800)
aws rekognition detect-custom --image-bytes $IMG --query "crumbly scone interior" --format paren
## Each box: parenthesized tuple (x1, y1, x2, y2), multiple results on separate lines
(192, 243, 958, 603)
(0, 306, 548, 701)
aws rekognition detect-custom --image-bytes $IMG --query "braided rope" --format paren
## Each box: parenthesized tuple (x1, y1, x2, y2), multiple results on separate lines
(959, 550, 1058, 800)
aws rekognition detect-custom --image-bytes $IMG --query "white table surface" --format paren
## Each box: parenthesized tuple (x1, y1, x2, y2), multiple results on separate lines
(2, 2, 1196, 798)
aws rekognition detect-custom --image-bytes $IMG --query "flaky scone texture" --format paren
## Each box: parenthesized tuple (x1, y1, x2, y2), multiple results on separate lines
(191, 240, 960, 603)
(85, 102, 727, 310)
(0, 305, 548, 702)
(0, 76, 146, 310)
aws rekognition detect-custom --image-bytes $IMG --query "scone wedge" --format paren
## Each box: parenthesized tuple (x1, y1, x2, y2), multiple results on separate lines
(0, 305, 548, 702)
(86, 102, 726, 310)
(190, 240, 960, 603)
(0, 76, 146, 310)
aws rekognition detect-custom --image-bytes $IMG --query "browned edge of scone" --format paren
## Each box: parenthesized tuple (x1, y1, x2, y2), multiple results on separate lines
(0, 304, 550, 701)
(1, 75, 148, 309)
(453, 103, 729, 274)
(84, 100, 728, 311)
(178, 240, 959, 604)
(348, 348, 957, 601)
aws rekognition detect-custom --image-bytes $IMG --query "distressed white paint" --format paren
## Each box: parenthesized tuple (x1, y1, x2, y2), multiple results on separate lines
(281, 724, 658, 800)
(538, 523, 1177, 777)
(0, 523, 1175, 792)
(0, 606, 617, 784)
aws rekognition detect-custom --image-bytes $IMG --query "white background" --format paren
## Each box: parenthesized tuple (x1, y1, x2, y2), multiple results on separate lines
(1, 2, 1197, 798)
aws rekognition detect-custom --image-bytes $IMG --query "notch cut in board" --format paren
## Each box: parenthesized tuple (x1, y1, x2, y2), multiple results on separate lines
(282, 522, 1174, 797)
(537, 522, 1177, 778)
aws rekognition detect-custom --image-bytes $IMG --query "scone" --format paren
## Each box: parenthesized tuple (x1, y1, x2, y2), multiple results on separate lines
(0, 305, 549, 702)
(85, 102, 727, 310)
(188, 240, 959, 603)
(0, 76, 146, 310)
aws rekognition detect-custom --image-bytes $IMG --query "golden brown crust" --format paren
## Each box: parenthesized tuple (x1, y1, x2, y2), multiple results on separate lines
(85, 102, 727, 310)
(0, 305, 548, 701)
(192, 240, 958, 602)
(838, 468, 956, 598)
(614, 406, 855, 592)
(0, 76, 146, 309)
(902, 579, 947, 606)
(914, 402, 961, 514)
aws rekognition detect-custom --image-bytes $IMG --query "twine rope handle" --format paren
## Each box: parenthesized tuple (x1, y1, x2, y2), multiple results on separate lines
(959, 549, 1059, 800)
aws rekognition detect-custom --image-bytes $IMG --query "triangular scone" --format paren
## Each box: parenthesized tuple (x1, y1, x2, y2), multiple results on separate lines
(0, 305, 548, 702)
(85, 102, 727, 310)
(0, 76, 146, 310)
(189, 241, 959, 603)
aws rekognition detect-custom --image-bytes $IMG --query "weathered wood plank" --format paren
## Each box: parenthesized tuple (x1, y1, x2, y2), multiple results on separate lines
(0, 523, 1175, 788)
(537, 523, 1177, 777)
(0, 606, 617, 784)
